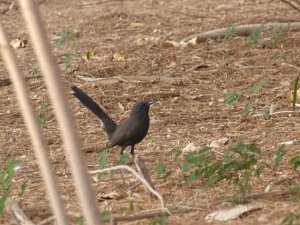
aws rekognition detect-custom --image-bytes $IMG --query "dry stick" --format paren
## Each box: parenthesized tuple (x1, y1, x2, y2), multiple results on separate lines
(89, 165, 167, 210)
(18, 1, 101, 225)
(0, 21, 68, 225)
(210, 190, 296, 207)
(134, 156, 155, 198)
(38, 211, 82, 225)
(282, 62, 300, 72)
(281, 0, 300, 12)
(5, 198, 35, 225)
(252, 110, 300, 118)
(182, 22, 300, 43)
(109, 209, 170, 225)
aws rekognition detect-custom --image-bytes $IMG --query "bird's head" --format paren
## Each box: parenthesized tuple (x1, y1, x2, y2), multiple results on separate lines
(131, 100, 155, 116)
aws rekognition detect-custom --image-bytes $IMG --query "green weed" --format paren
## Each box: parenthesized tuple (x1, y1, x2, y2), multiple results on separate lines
(36, 101, 49, 127)
(223, 26, 236, 41)
(0, 157, 19, 213)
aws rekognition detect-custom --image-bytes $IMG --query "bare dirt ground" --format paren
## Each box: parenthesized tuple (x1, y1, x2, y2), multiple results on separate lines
(2, 0, 300, 224)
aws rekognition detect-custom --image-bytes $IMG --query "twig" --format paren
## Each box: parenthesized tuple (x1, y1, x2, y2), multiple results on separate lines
(89, 165, 166, 209)
(38, 211, 81, 225)
(281, 0, 300, 12)
(134, 155, 155, 198)
(182, 22, 300, 43)
(252, 110, 300, 118)
(281, 62, 300, 72)
(109, 208, 171, 225)
(5, 198, 35, 225)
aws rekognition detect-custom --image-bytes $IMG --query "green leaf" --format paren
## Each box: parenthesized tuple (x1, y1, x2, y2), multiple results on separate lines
(155, 162, 166, 179)
(0, 189, 10, 214)
(116, 153, 130, 165)
(98, 149, 109, 169)
(120, 207, 127, 215)
(56, 30, 74, 49)
(85, 51, 93, 60)
(224, 92, 240, 105)
(290, 156, 300, 170)
(255, 165, 265, 177)
(100, 210, 110, 221)
(247, 145, 262, 154)
(75, 216, 84, 225)
(275, 144, 286, 167)
(251, 79, 267, 94)
(65, 53, 74, 71)
(263, 111, 271, 120)
(223, 25, 236, 41)
(149, 216, 166, 225)
(248, 29, 261, 44)
(18, 182, 27, 198)
(168, 148, 182, 161)
(292, 76, 299, 111)
(244, 101, 253, 114)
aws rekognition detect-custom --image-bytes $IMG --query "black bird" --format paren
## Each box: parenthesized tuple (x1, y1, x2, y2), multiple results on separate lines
(71, 86, 154, 156)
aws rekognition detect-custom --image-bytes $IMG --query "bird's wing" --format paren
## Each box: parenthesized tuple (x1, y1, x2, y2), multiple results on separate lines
(109, 119, 139, 147)
(71, 86, 117, 137)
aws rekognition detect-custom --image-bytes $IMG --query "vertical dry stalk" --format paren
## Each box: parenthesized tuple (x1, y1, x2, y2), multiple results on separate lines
(18, 0, 101, 224)
(0, 22, 68, 224)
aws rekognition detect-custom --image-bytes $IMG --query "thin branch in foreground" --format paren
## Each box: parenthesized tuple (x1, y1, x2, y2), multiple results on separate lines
(89, 164, 166, 209)
(5, 198, 35, 225)
(134, 156, 155, 198)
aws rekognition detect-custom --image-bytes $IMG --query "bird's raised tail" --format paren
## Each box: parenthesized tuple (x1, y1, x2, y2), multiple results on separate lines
(71, 86, 117, 138)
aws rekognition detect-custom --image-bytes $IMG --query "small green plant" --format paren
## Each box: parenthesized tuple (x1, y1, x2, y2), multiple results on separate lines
(0, 157, 19, 213)
(75, 210, 110, 225)
(36, 101, 49, 127)
(248, 29, 261, 44)
(224, 78, 268, 116)
(98, 149, 109, 169)
(290, 156, 300, 171)
(181, 141, 265, 195)
(115, 153, 130, 165)
(75, 216, 84, 225)
(149, 216, 166, 225)
(56, 30, 74, 49)
(272, 27, 284, 47)
(56, 29, 75, 71)
(274, 144, 286, 169)
(100, 210, 110, 221)
(155, 162, 173, 182)
(281, 212, 300, 225)
(18, 182, 27, 198)
(223, 25, 236, 41)
(224, 91, 241, 105)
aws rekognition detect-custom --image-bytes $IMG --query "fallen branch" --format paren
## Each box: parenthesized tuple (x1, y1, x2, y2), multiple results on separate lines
(211, 189, 297, 206)
(182, 22, 300, 43)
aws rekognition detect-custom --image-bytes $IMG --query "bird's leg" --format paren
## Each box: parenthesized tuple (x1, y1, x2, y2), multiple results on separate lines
(130, 145, 135, 156)
(120, 147, 125, 155)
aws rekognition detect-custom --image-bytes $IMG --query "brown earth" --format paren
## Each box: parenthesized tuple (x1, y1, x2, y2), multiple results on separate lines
(1, 0, 300, 224)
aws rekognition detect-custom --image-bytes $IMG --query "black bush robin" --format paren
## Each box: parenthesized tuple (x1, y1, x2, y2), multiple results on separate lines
(71, 86, 154, 156)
